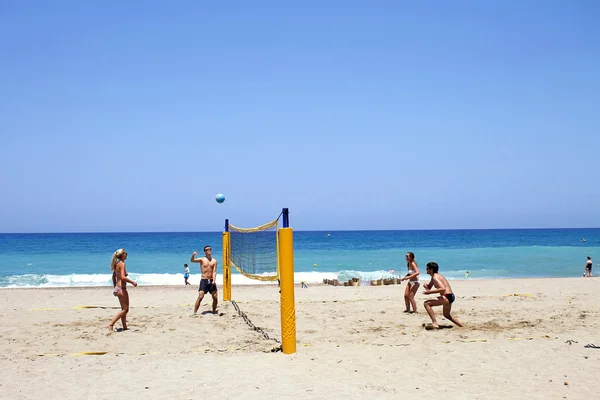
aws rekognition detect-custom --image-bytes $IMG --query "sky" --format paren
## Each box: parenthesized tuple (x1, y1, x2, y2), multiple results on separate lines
(1, 1, 599, 233)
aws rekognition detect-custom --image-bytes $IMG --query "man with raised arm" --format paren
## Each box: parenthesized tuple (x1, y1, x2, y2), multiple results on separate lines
(190, 245, 218, 315)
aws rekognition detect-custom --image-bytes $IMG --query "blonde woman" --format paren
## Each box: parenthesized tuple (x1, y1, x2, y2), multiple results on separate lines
(400, 252, 420, 313)
(106, 249, 137, 332)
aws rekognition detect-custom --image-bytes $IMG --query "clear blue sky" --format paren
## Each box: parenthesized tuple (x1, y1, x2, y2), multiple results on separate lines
(1, 1, 599, 233)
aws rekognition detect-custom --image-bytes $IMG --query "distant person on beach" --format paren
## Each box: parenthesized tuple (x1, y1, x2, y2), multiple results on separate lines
(400, 252, 420, 313)
(585, 257, 593, 277)
(423, 262, 463, 329)
(190, 246, 218, 315)
(106, 249, 138, 332)
(184, 263, 191, 285)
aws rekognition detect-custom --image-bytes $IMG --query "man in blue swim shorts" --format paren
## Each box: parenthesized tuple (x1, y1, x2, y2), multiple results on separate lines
(190, 246, 218, 315)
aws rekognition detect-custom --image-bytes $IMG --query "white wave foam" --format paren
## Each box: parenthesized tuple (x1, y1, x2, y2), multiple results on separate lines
(0, 271, 341, 288)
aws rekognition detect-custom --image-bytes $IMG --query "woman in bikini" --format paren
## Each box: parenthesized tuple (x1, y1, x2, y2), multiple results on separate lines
(400, 252, 420, 313)
(106, 249, 137, 332)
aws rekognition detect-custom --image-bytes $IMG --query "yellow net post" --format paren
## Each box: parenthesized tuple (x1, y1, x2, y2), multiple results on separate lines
(279, 209, 296, 354)
(225, 209, 296, 354)
(223, 221, 231, 301)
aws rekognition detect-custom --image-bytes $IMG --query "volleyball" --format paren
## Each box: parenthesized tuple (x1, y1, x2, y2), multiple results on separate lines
(215, 193, 225, 203)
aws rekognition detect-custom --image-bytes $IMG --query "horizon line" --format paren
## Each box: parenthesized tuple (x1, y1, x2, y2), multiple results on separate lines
(0, 227, 598, 235)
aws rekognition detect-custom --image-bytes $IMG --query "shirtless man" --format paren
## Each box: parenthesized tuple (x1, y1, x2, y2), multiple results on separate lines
(422, 262, 463, 329)
(190, 246, 218, 315)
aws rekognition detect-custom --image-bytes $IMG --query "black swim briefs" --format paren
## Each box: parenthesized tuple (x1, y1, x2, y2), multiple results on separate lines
(199, 279, 217, 294)
(444, 293, 456, 304)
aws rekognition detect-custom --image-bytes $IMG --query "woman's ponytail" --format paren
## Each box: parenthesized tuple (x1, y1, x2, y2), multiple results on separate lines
(110, 249, 125, 271)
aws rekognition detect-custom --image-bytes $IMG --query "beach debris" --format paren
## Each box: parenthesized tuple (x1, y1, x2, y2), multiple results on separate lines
(565, 340, 578, 345)
(39, 352, 107, 357)
(70, 352, 107, 356)
(422, 323, 454, 330)
(325, 275, 403, 287)
(73, 305, 130, 310)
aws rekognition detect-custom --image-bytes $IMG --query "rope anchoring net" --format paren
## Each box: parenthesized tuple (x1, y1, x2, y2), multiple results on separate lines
(231, 300, 281, 352)
(229, 218, 279, 281)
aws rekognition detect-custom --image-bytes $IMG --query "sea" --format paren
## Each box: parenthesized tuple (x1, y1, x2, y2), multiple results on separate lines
(0, 229, 597, 288)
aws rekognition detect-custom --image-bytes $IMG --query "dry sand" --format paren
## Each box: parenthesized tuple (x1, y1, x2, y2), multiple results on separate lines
(1, 278, 599, 399)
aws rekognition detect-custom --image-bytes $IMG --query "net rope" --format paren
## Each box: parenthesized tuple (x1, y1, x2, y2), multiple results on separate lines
(228, 218, 279, 281)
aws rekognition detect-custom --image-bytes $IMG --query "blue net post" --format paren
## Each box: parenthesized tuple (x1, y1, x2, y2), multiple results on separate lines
(282, 208, 289, 228)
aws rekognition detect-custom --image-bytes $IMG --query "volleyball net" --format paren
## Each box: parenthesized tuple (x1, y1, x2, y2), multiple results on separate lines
(228, 218, 279, 281)
(222, 208, 296, 354)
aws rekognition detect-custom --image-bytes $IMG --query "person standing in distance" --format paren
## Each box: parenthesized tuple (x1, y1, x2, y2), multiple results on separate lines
(183, 263, 191, 285)
(190, 246, 218, 315)
(585, 256, 593, 277)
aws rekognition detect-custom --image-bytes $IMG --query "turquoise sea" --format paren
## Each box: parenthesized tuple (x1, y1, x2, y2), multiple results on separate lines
(0, 229, 598, 288)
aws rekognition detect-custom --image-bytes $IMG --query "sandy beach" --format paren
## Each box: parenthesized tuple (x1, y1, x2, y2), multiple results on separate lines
(1, 277, 599, 399)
